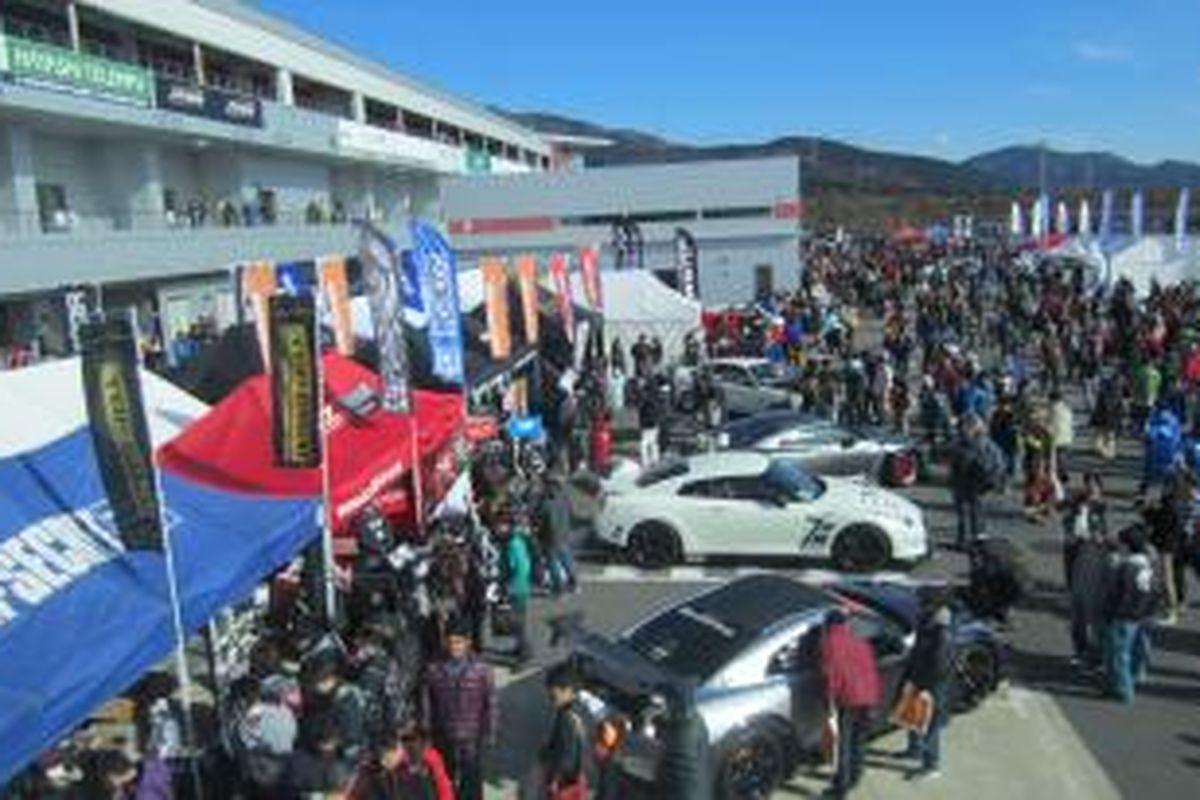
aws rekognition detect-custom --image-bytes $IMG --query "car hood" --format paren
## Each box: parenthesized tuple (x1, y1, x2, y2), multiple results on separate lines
(822, 478, 923, 526)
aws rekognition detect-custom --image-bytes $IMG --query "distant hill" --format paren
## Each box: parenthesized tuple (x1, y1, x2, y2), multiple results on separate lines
(497, 110, 1200, 228)
(965, 146, 1200, 190)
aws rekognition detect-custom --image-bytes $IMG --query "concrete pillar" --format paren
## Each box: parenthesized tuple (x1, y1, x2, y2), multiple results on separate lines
(66, 1, 81, 52)
(103, 142, 165, 231)
(5, 126, 41, 236)
(276, 68, 294, 105)
(192, 41, 206, 85)
(351, 92, 366, 124)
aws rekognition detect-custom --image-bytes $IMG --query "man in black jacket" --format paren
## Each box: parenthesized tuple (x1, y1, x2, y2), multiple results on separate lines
(539, 664, 589, 798)
(948, 415, 991, 549)
(898, 605, 954, 780)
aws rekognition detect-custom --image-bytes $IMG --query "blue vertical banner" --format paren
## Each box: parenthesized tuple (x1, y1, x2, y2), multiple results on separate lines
(1175, 188, 1190, 252)
(1131, 190, 1145, 240)
(409, 218, 465, 386)
(1099, 189, 1114, 246)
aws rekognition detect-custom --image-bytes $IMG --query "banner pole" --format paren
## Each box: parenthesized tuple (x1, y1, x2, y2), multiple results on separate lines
(315, 299, 338, 628)
(150, 415, 204, 798)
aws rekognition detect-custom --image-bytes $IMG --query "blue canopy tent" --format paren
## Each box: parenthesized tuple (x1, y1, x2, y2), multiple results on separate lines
(0, 359, 319, 785)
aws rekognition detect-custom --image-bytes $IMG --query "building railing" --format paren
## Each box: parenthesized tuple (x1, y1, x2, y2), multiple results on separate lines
(0, 206, 382, 240)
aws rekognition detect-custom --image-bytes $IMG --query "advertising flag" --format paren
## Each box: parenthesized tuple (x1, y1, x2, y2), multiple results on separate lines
(1079, 199, 1092, 238)
(357, 222, 411, 414)
(268, 294, 321, 469)
(516, 255, 540, 345)
(481, 257, 511, 360)
(1056, 201, 1070, 235)
(674, 227, 699, 299)
(409, 219, 466, 384)
(1176, 188, 1191, 252)
(1010, 201, 1023, 238)
(1132, 190, 1144, 239)
(319, 257, 355, 357)
(1031, 196, 1045, 240)
(1100, 189, 1114, 244)
(79, 314, 163, 550)
(548, 253, 575, 344)
(241, 261, 276, 370)
(580, 246, 603, 312)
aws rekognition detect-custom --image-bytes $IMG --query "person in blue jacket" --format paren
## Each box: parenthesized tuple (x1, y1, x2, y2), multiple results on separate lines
(1142, 406, 1183, 494)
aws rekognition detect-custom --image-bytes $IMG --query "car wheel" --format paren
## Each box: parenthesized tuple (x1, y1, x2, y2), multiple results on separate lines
(881, 450, 920, 487)
(718, 724, 787, 800)
(831, 525, 891, 572)
(952, 642, 1000, 711)
(626, 522, 682, 569)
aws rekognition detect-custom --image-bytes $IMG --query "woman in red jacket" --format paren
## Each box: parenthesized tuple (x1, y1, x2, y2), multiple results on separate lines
(347, 725, 455, 800)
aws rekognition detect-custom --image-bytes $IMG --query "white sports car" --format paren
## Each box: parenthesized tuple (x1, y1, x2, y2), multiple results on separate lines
(595, 452, 928, 572)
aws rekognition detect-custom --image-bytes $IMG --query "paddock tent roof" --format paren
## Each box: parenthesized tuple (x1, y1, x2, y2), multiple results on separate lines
(1109, 235, 1200, 297)
(570, 270, 703, 363)
(0, 360, 318, 785)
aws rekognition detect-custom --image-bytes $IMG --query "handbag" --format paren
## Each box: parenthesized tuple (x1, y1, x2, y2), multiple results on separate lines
(890, 682, 934, 734)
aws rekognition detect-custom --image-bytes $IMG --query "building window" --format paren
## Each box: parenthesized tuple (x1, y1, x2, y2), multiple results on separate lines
(366, 98, 399, 129)
(464, 131, 484, 151)
(560, 209, 698, 227)
(435, 122, 462, 145)
(36, 184, 71, 234)
(503, 143, 520, 162)
(540, 155, 551, 170)
(701, 206, 773, 220)
(401, 110, 434, 138)
(486, 138, 503, 156)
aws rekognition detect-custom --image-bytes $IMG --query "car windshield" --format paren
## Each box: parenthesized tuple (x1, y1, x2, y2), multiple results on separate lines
(625, 605, 746, 680)
(635, 457, 690, 488)
(751, 362, 786, 382)
(764, 459, 825, 501)
(720, 413, 802, 446)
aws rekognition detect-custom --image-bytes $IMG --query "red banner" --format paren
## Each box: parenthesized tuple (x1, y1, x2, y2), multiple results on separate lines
(580, 246, 603, 312)
(481, 257, 511, 359)
(549, 253, 575, 343)
(516, 255, 540, 345)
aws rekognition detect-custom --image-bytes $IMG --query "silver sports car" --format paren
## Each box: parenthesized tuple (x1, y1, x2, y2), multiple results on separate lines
(566, 573, 1001, 799)
(716, 410, 922, 487)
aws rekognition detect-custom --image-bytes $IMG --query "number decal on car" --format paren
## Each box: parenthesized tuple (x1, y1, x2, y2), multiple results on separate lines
(800, 518, 837, 551)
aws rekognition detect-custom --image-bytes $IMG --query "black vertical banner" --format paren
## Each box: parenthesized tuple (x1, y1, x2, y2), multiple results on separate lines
(80, 315, 163, 550)
(674, 227, 699, 299)
(269, 294, 321, 468)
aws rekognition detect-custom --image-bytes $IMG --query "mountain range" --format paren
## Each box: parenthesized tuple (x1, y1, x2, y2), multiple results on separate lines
(500, 110, 1199, 226)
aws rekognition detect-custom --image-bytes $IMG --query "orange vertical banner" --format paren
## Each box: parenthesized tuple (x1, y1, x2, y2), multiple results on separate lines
(319, 256, 354, 356)
(580, 245, 603, 312)
(516, 254, 540, 345)
(242, 261, 276, 371)
(548, 253, 575, 343)
(481, 257, 511, 360)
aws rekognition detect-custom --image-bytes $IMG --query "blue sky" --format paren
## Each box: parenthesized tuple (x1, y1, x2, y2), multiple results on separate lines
(258, 0, 1200, 164)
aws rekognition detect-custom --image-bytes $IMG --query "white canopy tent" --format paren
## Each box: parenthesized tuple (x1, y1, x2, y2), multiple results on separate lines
(0, 358, 207, 458)
(1109, 236, 1199, 297)
(570, 270, 702, 364)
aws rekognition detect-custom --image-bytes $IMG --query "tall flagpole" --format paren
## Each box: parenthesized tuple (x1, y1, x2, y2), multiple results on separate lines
(137, 309, 202, 797)
(314, 290, 338, 626)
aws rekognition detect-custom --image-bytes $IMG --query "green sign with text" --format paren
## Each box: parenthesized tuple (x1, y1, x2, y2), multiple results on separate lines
(1, 34, 154, 107)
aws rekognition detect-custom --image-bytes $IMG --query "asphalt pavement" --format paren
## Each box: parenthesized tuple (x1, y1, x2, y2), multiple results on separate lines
(479, 361, 1200, 798)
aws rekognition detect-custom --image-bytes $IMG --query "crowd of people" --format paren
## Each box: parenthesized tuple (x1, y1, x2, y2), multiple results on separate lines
(9, 231, 1200, 799)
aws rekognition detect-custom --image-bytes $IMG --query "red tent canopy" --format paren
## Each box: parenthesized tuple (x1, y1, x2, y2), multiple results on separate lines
(158, 353, 465, 536)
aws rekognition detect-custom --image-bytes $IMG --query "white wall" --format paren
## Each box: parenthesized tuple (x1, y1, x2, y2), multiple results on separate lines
(240, 153, 331, 219)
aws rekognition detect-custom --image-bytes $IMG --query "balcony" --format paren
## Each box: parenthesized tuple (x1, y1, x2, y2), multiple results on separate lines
(0, 210, 360, 295)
